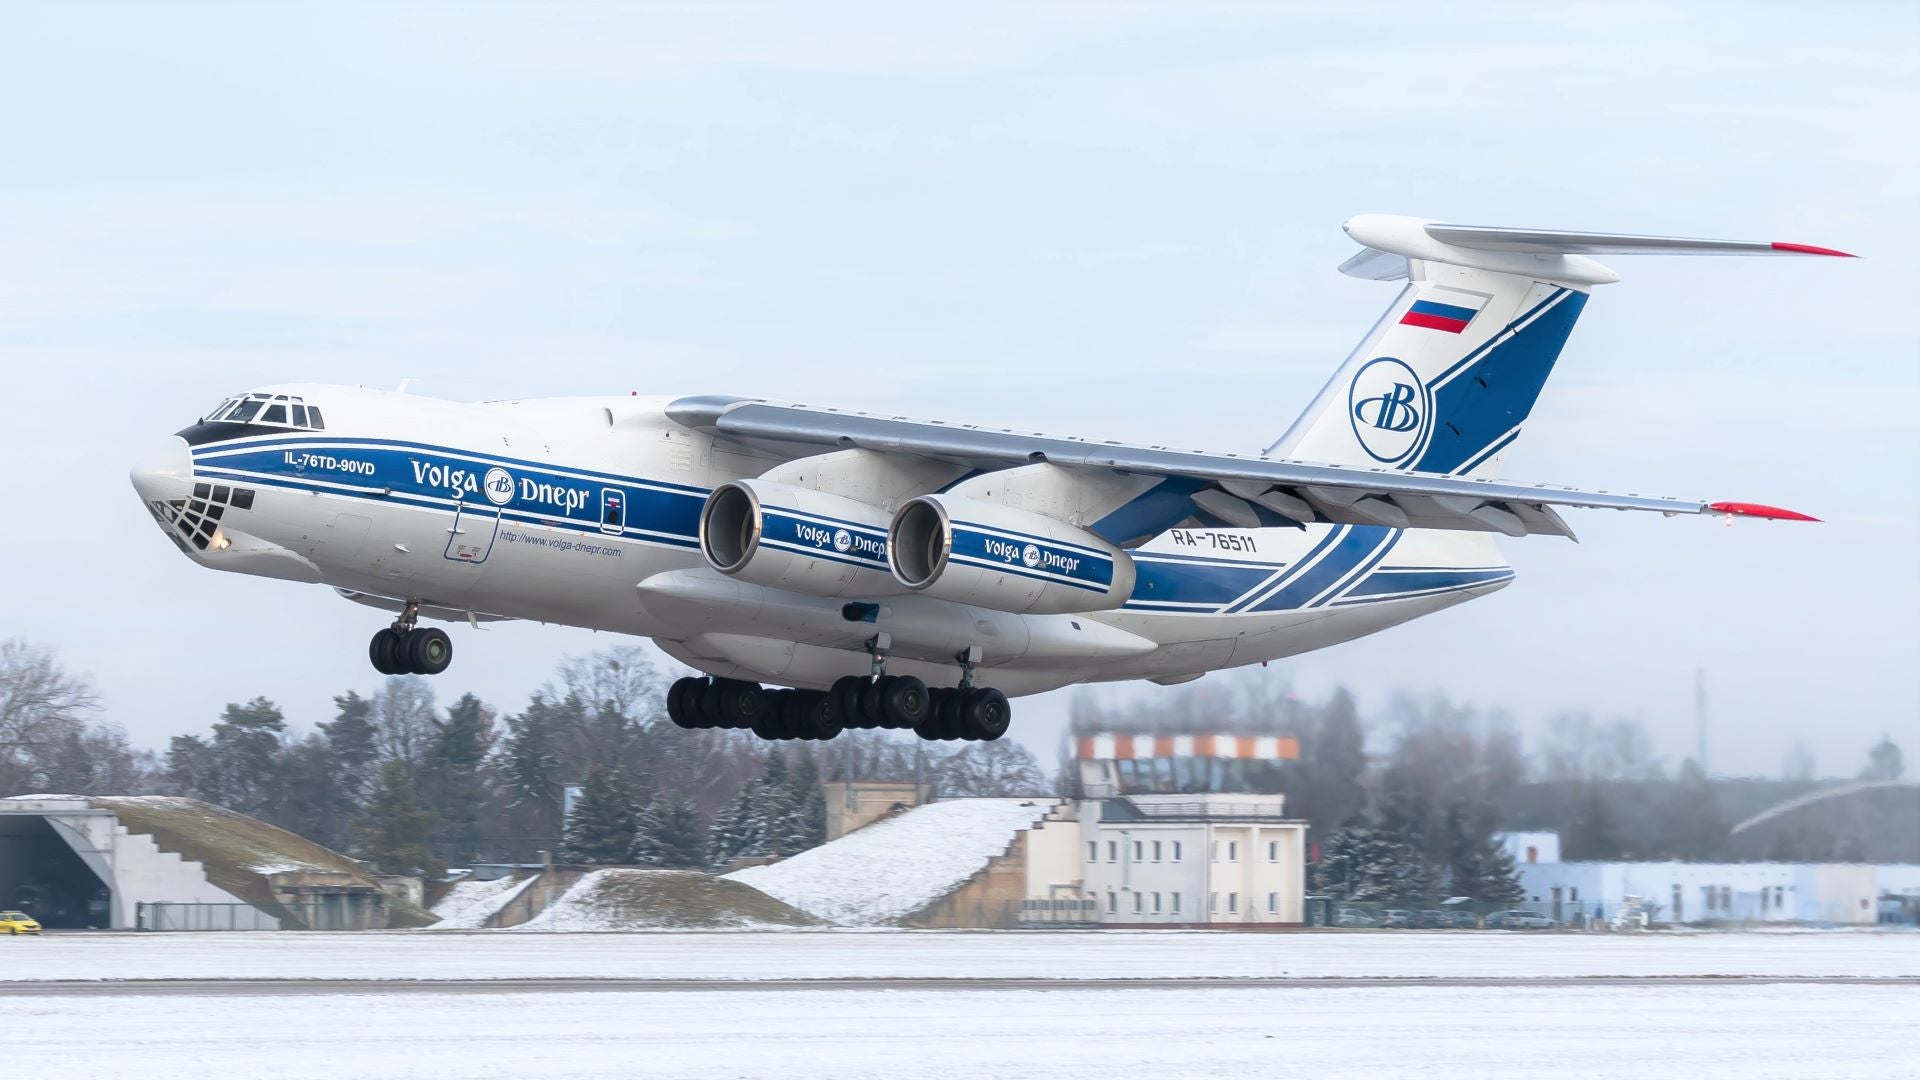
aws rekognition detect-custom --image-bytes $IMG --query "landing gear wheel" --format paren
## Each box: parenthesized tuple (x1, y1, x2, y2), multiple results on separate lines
(879, 674, 929, 729)
(961, 687, 1010, 741)
(830, 676, 870, 729)
(914, 689, 950, 741)
(939, 687, 969, 740)
(711, 679, 765, 730)
(667, 677, 702, 729)
(752, 690, 788, 739)
(797, 691, 841, 741)
(405, 627, 453, 676)
(368, 629, 406, 675)
(861, 677, 891, 728)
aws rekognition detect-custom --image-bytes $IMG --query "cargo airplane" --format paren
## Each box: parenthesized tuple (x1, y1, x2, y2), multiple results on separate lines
(131, 216, 1846, 743)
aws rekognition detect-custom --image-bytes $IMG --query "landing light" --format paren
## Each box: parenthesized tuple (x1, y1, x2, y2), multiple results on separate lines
(210, 528, 231, 551)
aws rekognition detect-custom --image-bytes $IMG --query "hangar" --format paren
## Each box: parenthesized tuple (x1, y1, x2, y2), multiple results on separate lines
(0, 795, 432, 930)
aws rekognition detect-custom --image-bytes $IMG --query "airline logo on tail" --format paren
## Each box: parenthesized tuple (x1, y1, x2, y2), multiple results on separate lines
(1348, 356, 1432, 464)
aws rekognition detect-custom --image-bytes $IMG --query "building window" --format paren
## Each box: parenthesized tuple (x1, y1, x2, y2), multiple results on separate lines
(1267, 892, 1278, 914)
(1673, 884, 1683, 920)
(1228, 841, 1238, 863)
(1107, 841, 1117, 863)
(1133, 892, 1143, 914)
(1211, 841, 1218, 862)
(1210, 892, 1218, 914)
(1227, 892, 1238, 914)
(1526, 845, 1538, 863)
(1171, 841, 1182, 863)
(1152, 841, 1162, 862)
(1153, 893, 1162, 913)
(1267, 840, 1279, 863)
(1107, 892, 1117, 914)
(1087, 841, 1097, 863)
(1571, 887, 1579, 903)
(1171, 892, 1181, 914)
(1134, 840, 1144, 862)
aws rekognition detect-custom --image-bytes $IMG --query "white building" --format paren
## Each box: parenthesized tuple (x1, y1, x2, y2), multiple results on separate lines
(1498, 831, 1920, 926)
(1013, 733, 1309, 927)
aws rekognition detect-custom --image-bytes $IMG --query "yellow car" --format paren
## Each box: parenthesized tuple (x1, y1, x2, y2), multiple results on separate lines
(1, 910, 42, 935)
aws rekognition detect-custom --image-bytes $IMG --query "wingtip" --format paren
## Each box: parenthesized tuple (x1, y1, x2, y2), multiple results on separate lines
(1770, 241, 1857, 258)
(1708, 501, 1822, 522)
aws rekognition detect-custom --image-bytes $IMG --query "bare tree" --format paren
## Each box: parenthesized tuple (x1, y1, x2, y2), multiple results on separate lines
(934, 741, 1048, 797)
(0, 639, 102, 793)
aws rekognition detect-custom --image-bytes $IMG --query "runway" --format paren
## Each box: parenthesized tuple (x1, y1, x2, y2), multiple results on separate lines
(5, 973, 1914, 996)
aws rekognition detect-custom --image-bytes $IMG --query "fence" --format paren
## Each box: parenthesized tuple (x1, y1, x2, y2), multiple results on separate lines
(136, 902, 282, 931)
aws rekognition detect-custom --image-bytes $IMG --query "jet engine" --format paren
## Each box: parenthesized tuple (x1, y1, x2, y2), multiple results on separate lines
(699, 479, 902, 597)
(887, 495, 1135, 614)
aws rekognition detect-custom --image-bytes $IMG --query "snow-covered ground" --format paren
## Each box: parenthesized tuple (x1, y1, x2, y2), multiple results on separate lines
(425, 874, 536, 930)
(726, 798, 1058, 924)
(6, 929, 1917, 983)
(5, 985, 1913, 1080)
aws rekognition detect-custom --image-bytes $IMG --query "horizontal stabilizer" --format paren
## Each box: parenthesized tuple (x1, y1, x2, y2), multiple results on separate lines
(1424, 223, 1856, 258)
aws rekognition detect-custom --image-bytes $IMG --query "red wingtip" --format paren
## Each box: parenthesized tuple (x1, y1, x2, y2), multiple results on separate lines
(1709, 501, 1822, 522)
(1771, 241, 1856, 258)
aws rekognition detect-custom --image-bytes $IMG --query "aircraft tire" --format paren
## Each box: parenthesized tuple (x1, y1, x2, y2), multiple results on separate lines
(368, 629, 406, 675)
(752, 690, 788, 739)
(403, 628, 454, 676)
(913, 690, 949, 740)
(798, 691, 841, 741)
(666, 677, 701, 729)
(713, 679, 765, 730)
(860, 677, 890, 728)
(829, 676, 868, 729)
(961, 687, 1010, 742)
(936, 688, 967, 741)
(879, 675, 929, 729)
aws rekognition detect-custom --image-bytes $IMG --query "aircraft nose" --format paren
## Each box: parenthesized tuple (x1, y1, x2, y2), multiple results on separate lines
(130, 436, 192, 501)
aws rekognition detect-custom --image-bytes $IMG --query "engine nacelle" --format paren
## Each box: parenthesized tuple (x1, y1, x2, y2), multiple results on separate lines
(699, 479, 902, 597)
(888, 495, 1135, 614)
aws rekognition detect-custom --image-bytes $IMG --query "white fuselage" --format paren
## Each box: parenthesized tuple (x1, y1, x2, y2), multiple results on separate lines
(131, 384, 1514, 696)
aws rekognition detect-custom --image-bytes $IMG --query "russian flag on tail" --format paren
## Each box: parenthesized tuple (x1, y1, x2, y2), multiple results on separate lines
(1400, 297, 1483, 334)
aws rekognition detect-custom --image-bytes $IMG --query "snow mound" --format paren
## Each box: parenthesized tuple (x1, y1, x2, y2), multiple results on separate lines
(429, 874, 537, 929)
(727, 798, 1058, 925)
(515, 869, 819, 931)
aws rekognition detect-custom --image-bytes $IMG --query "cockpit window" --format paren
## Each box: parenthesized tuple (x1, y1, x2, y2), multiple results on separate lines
(203, 393, 324, 431)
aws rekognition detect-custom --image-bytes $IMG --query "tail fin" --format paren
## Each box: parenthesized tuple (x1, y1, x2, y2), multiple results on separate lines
(1268, 215, 1853, 478)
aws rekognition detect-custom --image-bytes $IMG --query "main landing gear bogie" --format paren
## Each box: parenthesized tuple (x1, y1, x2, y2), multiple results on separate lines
(366, 600, 453, 677)
(665, 673, 1012, 743)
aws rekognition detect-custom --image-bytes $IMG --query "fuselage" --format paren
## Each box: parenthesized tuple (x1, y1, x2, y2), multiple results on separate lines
(130, 383, 1513, 696)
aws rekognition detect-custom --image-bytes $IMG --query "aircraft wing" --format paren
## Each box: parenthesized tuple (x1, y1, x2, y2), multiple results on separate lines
(665, 396, 1815, 541)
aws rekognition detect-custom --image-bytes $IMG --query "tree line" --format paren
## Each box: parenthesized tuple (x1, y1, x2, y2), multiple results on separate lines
(3, 636, 1907, 887)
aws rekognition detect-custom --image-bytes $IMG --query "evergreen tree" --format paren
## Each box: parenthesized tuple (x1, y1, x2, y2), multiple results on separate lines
(498, 693, 572, 836)
(319, 691, 379, 803)
(1374, 793, 1438, 904)
(1317, 816, 1410, 903)
(775, 748, 828, 854)
(933, 740, 1046, 797)
(424, 693, 493, 863)
(705, 782, 768, 869)
(1860, 735, 1905, 781)
(353, 758, 440, 876)
(1442, 801, 1524, 904)
(205, 697, 286, 817)
(559, 764, 640, 864)
(630, 789, 707, 869)
(163, 734, 215, 797)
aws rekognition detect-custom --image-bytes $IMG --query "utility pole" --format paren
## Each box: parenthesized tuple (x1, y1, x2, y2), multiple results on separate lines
(1694, 667, 1709, 776)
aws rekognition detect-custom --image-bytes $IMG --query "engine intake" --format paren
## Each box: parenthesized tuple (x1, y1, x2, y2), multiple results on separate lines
(698, 479, 902, 598)
(888, 495, 1135, 614)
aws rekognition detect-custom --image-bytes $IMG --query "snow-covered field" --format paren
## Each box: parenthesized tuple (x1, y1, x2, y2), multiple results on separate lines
(5, 984, 1913, 1080)
(5, 928, 1917, 983)
(727, 798, 1058, 924)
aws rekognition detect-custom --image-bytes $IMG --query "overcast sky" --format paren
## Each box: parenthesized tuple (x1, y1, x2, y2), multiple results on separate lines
(2, 2, 1914, 779)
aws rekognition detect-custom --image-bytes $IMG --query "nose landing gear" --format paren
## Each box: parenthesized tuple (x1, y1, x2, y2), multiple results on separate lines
(367, 602, 453, 676)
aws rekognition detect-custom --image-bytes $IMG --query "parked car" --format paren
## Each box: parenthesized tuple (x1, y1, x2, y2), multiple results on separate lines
(1450, 910, 1482, 929)
(1416, 909, 1455, 929)
(1485, 909, 1557, 930)
(1333, 907, 1378, 928)
(0, 910, 42, 935)
(1379, 909, 1416, 928)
